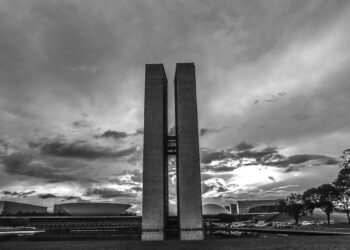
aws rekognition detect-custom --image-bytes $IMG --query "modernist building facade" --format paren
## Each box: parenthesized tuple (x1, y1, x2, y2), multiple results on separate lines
(142, 63, 203, 240)
(235, 199, 279, 214)
(54, 203, 131, 216)
(0, 201, 47, 215)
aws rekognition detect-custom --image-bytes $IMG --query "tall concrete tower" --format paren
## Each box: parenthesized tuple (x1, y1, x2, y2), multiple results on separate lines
(175, 63, 203, 240)
(142, 63, 203, 240)
(142, 64, 168, 240)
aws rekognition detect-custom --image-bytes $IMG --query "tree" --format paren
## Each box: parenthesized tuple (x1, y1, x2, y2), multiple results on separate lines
(302, 187, 318, 215)
(304, 184, 340, 225)
(339, 149, 350, 169)
(333, 167, 350, 223)
(277, 198, 287, 213)
(318, 184, 340, 225)
(278, 193, 306, 225)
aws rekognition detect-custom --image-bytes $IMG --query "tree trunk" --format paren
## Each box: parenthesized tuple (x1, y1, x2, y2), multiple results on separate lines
(345, 202, 350, 223)
(326, 213, 331, 225)
(294, 216, 299, 226)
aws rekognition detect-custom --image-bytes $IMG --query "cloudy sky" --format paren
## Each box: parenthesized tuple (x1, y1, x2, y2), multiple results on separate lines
(0, 0, 350, 214)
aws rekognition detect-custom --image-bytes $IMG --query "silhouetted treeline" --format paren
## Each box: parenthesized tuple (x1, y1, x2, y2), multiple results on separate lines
(277, 149, 350, 225)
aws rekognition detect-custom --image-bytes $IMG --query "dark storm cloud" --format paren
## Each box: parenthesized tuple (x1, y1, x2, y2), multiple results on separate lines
(268, 176, 276, 181)
(235, 142, 255, 151)
(237, 147, 284, 163)
(72, 120, 92, 128)
(28, 141, 44, 148)
(38, 193, 80, 200)
(131, 187, 142, 192)
(2, 153, 77, 182)
(1, 190, 36, 197)
(265, 154, 339, 168)
(201, 173, 216, 182)
(284, 165, 304, 173)
(135, 128, 143, 135)
(38, 193, 56, 199)
(63, 196, 80, 201)
(201, 143, 339, 173)
(201, 183, 212, 194)
(0, 0, 120, 91)
(201, 150, 227, 164)
(41, 139, 136, 159)
(96, 129, 144, 140)
(0, 0, 349, 202)
(100, 130, 128, 140)
(130, 169, 142, 183)
(201, 182, 228, 194)
(200, 143, 282, 165)
(199, 127, 226, 136)
(85, 188, 136, 198)
(253, 166, 339, 196)
(202, 165, 238, 173)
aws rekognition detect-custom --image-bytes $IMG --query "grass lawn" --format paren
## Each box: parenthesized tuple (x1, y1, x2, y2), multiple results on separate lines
(1, 235, 350, 250)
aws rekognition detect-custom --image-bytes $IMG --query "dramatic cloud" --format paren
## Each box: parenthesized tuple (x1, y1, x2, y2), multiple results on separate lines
(41, 139, 137, 159)
(202, 178, 229, 195)
(199, 127, 226, 136)
(38, 193, 79, 200)
(97, 129, 143, 140)
(85, 188, 138, 199)
(235, 142, 255, 151)
(201, 149, 227, 164)
(265, 154, 339, 168)
(72, 120, 93, 128)
(107, 169, 143, 186)
(38, 193, 57, 199)
(0, 0, 349, 208)
(201, 143, 338, 172)
(1, 190, 35, 197)
(100, 130, 128, 140)
(199, 143, 340, 200)
(2, 153, 77, 182)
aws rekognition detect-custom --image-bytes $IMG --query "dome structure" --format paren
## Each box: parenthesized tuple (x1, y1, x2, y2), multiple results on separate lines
(202, 203, 231, 215)
(54, 203, 131, 216)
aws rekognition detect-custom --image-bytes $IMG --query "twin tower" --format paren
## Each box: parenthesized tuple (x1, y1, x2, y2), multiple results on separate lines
(142, 63, 203, 240)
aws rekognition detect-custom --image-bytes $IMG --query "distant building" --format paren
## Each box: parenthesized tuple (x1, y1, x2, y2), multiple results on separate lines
(202, 204, 231, 215)
(0, 201, 47, 215)
(53, 203, 132, 216)
(235, 200, 279, 214)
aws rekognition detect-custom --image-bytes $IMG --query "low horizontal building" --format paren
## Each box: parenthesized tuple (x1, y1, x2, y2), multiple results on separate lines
(0, 201, 47, 215)
(236, 199, 279, 214)
(53, 203, 132, 216)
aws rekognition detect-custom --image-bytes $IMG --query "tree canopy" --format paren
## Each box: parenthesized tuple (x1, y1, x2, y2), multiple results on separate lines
(278, 193, 306, 225)
(303, 184, 340, 225)
(333, 161, 350, 223)
(339, 149, 350, 169)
